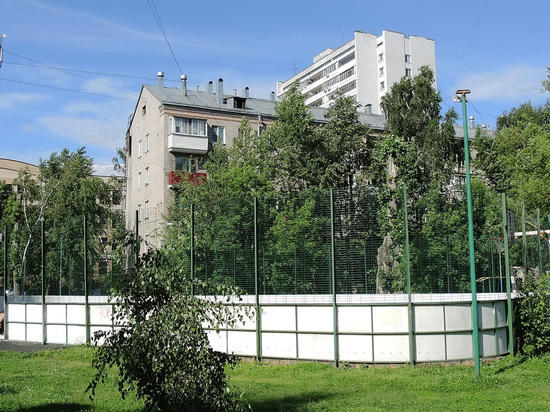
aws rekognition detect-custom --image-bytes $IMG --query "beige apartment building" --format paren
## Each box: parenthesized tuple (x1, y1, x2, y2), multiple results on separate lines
(124, 74, 387, 247)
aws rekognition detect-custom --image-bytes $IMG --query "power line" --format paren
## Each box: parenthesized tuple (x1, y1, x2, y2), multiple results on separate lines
(0, 77, 134, 101)
(5, 50, 139, 98)
(3, 60, 153, 81)
(146, 0, 183, 75)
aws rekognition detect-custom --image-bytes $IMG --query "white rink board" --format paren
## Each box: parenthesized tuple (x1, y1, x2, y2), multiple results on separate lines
(4, 294, 511, 364)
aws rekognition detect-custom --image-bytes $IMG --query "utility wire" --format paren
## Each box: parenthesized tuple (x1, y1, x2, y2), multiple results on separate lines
(0, 78, 134, 101)
(146, 0, 183, 75)
(5, 50, 138, 98)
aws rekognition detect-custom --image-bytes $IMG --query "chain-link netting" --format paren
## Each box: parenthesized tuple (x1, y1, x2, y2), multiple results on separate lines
(1, 218, 119, 299)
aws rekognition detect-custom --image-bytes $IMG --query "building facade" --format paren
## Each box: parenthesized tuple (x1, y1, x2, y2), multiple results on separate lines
(277, 30, 436, 115)
(124, 74, 387, 247)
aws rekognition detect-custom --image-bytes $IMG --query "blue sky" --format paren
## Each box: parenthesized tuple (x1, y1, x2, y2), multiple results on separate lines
(1, 0, 549, 175)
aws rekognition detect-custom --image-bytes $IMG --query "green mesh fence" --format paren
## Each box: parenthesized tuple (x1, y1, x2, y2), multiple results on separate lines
(1, 218, 118, 299)
(174, 186, 550, 295)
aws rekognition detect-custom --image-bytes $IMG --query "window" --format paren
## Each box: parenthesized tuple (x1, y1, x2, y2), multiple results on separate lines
(405, 54, 411, 63)
(145, 200, 149, 219)
(137, 171, 142, 188)
(212, 126, 225, 144)
(405, 68, 412, 78)
(339, 67, 354, 82)
(339, 80, 356, 94)
(138, 140, 142, 158)
(137, 204, 142, 222)
(175, 156, 199, 172)
(145, 133, 150, 152)
(145, 167, 150, 185)
(378, 52, 384, 62)
(380, 81, 385, 91)
(338, 52, 355, 67)
(379, 67, 384, 77)
(142, 105, 146, 116)
(173, 117, 206, 136)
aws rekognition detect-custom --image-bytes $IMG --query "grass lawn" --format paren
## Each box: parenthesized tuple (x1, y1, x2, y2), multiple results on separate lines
(1, 346, 550, 411)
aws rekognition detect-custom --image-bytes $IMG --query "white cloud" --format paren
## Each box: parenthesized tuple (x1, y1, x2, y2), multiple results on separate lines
(0, 92, 48, 110)
(35, 100, 132, 152)
(450, 65, 548, 103)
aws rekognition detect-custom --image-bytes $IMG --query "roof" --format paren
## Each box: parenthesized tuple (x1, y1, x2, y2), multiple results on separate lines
(141, 84, 387, 132)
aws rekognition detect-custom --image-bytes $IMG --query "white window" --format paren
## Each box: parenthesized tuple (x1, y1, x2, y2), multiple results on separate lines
(137, 171, 142, 188)
(405, 54, 411, 63)
(378, 52, 384, 62)
(138, 140, 142, 158)
(175, 156, 199, 172)
(212, 126, 225, 144)
(145, 200, 149, 219)
(137, 204, 142, 222)
(405, 68, 412, 78)
(380, 81, 385, 91)
(145, 133, 150, 152)
(145, 167, 150, 185)
(173, 117, 206, 136)
(379, 67, 384, 77)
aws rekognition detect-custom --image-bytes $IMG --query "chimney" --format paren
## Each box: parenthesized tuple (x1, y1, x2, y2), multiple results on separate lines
(181, 74, 187, 96)
(216, 78, 224, 104)
(207, 81, 213, 94)
(157, 71, 164, 88)
(243, 87, 250, 98)
(234, 89, 237, 96)
(469, 115, 475, 128)
(365, 104, 372, 115)
(270, 91, 276, 102)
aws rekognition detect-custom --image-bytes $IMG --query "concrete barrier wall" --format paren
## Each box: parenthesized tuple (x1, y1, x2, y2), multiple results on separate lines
(4, 293, 511, 363)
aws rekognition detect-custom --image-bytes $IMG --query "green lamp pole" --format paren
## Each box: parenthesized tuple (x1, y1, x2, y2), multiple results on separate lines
(456, 89, 480, 376)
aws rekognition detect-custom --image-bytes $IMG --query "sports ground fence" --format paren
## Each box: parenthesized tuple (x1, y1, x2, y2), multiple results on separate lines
(0, 185, 548, 363)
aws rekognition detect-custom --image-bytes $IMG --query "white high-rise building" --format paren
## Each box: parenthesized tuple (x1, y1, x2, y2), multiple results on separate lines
(277, 30, 436, 115)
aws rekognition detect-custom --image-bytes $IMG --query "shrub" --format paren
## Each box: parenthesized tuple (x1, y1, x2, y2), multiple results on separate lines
(87, 246, 251, 411)
(517, 272, 550, 356)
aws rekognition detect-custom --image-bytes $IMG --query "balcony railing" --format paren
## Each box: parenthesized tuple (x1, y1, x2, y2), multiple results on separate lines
(168, 133, 208, 154)
(168, 171, 207, 186)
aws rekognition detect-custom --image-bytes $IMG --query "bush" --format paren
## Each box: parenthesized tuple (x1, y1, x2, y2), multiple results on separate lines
(87, 246, 251, 411)
(517, 272, 550, 356)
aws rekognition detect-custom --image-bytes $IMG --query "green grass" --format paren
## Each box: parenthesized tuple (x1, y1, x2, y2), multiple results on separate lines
(1, 346, 550, 411)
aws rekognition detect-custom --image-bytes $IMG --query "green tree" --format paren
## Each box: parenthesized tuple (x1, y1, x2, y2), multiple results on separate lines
(88, 245, 250, 411)
(3, 148, 119, 295)
(369, 66, 460, 292)
(473, 102, 550, 215)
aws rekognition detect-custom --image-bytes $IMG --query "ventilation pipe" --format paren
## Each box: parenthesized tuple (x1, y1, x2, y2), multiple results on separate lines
(270, 91, 276, 102)
(181, 74, 187, 96)
(157, 71, 164, 88)
(365, 104, 372, 115)
(243, 87, 250, 98)
(217, 78, 224, 104)
(207, 81, 213, 94)
(469, 115, 475, 128)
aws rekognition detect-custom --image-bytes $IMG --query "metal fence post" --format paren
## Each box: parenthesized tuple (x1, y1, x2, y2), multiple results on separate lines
(3, 225, 8, 339)
(84, 215, 90, 345)
(41, 218, 46, 344)
(330, 188, 339, 368)
(190, 204, 195, 296)
(501, 193, 514, 356)
(522, 202, 527, 273)
(254, 197, 261, 361)
(537, 209, 542, 275)
(403, 186, 414, 365)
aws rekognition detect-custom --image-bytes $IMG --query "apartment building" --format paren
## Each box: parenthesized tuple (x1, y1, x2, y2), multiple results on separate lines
(125, 74, 387, 247)
(277, 30, 436, 114)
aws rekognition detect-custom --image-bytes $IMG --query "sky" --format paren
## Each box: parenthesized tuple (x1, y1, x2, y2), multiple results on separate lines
(1, 0, 549, 175)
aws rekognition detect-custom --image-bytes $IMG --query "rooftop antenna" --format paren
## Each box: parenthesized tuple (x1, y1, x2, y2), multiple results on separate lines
(293, 58, 296, 76)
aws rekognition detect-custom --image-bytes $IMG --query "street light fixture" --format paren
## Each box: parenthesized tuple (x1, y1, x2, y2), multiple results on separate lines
(455, 89, 480, 377)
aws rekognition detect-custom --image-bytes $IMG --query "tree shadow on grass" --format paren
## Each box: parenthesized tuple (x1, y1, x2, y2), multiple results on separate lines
(488, 355, 528, 375)
(11, 404, 93, 412)
(246, 391, 330, 411)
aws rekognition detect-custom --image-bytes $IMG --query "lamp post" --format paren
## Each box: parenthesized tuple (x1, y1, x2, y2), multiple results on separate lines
(455, 89, 480, 376)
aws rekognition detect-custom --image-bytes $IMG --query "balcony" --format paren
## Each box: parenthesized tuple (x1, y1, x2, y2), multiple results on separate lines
(168, 171, 207, 186)
(168, 133, 208, 154)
